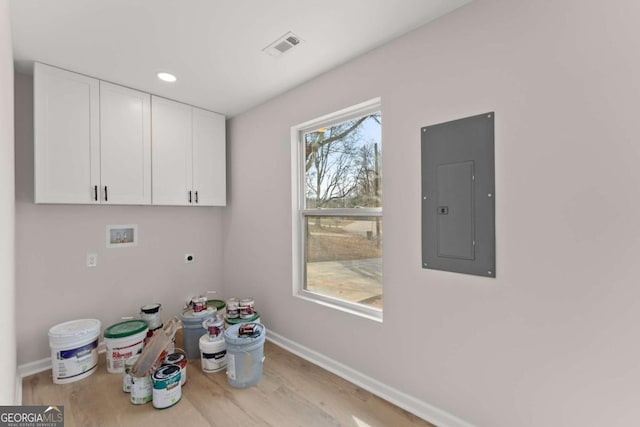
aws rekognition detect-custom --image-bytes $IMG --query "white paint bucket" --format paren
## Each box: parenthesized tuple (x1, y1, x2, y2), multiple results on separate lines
(199, 334, 226, 373)
(152, 364, 182, 409)
(224, 323, 266, 388)
(48, 318, 101, 384)
(130, 374, 152, 405)
(164, 350, 187, 386)
(104, 319, 149, 374)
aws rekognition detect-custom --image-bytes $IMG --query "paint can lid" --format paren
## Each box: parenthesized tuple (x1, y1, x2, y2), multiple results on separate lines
(153, 364, 181, 381)
(104, 319, 148, 339)
(48, 318, 101, 339)
(207, 299, 226, 311)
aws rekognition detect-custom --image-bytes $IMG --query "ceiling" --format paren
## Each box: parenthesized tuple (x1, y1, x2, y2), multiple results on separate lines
(10, 0, 471, 117)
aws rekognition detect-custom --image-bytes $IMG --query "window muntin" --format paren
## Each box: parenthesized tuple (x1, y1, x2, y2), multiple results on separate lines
(294, 100, 382, 319)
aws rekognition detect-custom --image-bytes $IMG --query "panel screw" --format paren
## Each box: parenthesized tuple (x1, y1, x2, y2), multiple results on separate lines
(423, 196, 427, 200)
(488, 193, 493, 197)
(422, 128, 426, 132)
(487, 114, 492, 118)
(423, 263, 428, 267)
(487, 270, 493, 275)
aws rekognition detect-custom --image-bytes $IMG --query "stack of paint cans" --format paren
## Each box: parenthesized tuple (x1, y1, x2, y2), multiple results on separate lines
(224, 297, 260, 329)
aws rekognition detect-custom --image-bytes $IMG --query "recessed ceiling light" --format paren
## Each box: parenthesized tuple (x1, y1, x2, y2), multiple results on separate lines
(157, 72, 177, 82)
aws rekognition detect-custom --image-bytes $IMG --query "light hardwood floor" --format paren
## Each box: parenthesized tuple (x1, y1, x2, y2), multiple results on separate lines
(23, 340, 435, 427)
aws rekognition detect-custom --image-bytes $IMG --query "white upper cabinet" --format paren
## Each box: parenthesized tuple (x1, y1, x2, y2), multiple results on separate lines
(192, 107, 226, 206)
(99, 81, 151, 204)
(152, 96, 226, 206)
(34, 63, 151, 204)
(34, 62, 100, 203)
(34, 63, 224, 206)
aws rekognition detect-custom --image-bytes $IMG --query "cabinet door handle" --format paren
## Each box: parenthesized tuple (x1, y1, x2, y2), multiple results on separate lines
(188, 190, 192, 203)
(195, 191, 198, 204)
(94, 185, 98, 201)
(104, 186, 108, 202)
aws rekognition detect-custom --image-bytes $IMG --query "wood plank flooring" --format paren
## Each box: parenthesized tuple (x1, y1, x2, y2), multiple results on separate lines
(23, 340, 435, 427)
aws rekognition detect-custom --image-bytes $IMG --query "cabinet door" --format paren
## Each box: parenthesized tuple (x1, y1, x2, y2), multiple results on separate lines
(34, 63, 100, 203)
(151, 96, 193, 205)
(192, 107, 226, 206)
(100, 82, 151, 205)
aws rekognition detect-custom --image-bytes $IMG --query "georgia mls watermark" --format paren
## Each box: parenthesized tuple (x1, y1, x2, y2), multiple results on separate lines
(0, 406, 64, 427)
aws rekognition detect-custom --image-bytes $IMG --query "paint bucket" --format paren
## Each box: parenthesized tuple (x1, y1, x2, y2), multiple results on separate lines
(202, 315, 224, 339)
(164, 349, 187, 386)
(225, 311, 260, 329)
(48, 318, 101, 384)
(130, 373, 153, 405)
(104, 319, 149, 373)
(179, 307, 216, 359)
(239, 298, 255, 319)
(152, 364, 182, 409)
(199, 334, 226, 373)
(226, 297, 239, 319)
(123, 355, 139, 393)
(140, 303, 162, 330)
(224, 323, 266, 388)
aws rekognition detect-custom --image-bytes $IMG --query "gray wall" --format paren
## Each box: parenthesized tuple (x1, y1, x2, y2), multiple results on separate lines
(222, 0, 640, 426)
(1, 0, 16, 404)
(14, 73, 226, 365)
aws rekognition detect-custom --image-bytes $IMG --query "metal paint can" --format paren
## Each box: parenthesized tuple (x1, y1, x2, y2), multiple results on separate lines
(130, 374, 153, 405)
(140, 303, 162, 330)
(191, 296, 208, 313)
(202, 315, 224, 339)
(122, 355, 139, 393)
(164, 349, 187, 386)
(226, 297, 240, 319)
(152, 364, 182, 409)
(239, 298, 255, 319)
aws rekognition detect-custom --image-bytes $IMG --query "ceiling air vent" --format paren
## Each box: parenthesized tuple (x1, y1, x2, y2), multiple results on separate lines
(263, 31, 302, 57)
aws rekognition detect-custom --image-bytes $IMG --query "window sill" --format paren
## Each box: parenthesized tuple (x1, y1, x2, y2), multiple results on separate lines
(294, 290, 383, 323)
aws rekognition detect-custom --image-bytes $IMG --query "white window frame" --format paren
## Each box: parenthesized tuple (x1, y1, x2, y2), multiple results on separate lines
(290, 97, 383, 322)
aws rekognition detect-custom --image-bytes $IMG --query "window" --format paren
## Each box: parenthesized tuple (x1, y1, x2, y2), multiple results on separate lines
(291, 98, 382, 320)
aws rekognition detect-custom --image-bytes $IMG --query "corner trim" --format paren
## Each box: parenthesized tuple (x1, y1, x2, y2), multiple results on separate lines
(266, 331, 475, 427)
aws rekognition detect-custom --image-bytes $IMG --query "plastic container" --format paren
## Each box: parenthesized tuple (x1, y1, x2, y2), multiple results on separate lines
(226, 298, 239, 319)
(179, 307, 216, 359)
(152, 364, 182, 409)
(225, 311, 260, 329)
(104, 319, 149, 373)
(199, 334, 226, 372)
(224, 323, 266, 388)
(48, 319, 101, 384)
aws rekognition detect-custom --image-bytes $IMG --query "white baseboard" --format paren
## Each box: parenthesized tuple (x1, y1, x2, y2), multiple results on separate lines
(15, 341, 106, 405)
(266, 331, 475, 427)
(17, 334, 473, 427)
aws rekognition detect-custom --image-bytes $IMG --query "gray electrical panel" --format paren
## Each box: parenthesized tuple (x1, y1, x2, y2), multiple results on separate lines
(421, 112, 495, 277)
